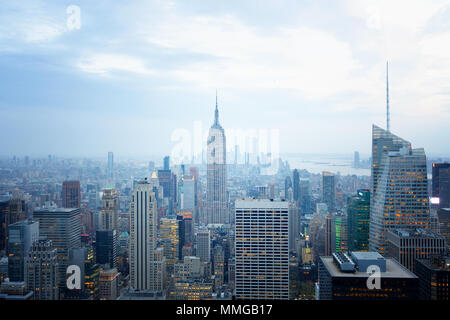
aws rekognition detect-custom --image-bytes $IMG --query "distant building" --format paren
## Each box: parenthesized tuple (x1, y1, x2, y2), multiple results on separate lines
(100, 188, 118, 231)
(318, 251, 418, 300)
(322, 172, 335, 213)
(196, 230, 211, 263)
(387, 228, 446, 272)
(62, 181, 81, 208)
(415, 255, 450, 300)
(107, 152, 114, 181)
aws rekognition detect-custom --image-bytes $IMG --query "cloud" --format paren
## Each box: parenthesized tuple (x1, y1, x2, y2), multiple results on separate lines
(143, 14, 362, 99)
(0, 1, 67, 44)
(77, 53, 155, 76)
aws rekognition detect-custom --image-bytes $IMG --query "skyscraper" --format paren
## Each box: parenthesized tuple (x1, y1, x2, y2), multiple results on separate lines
(96, 229, 117, 268)
(160, 217, 182, 273)
(206, 93, 228, 224)
(129, 179, 158, 291)
(235, 199, 289, 300)
(62, 181, 81, 209)
(100, 188, 118, 231)
(432, 163, 450, 208)
(25, 238, 59, 300)
(107, 152, 114, 181)
(33, 207, 82, 292)
(369, 125, 430, 254)
(7, 220, 39, 282)
(164, 156, 170, 171)
(195, 230, 210, 263)
(322, 172, 335, 213)
(293, 169, 300, 202)
(347, 189, 370, 252)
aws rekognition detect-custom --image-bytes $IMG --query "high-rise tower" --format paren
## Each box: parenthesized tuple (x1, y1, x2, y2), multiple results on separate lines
(129, 179, 158, 291)
(206, 92, 228, 224)
(369, 125, 430, 254)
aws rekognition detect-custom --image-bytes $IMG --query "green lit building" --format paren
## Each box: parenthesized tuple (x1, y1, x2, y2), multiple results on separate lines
(347, 190, 370, 252)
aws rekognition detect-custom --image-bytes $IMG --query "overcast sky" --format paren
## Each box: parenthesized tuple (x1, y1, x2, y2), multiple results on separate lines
(0, 0, 449, 160)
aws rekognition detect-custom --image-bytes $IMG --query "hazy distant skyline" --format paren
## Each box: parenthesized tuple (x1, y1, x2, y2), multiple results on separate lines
(1, 0, 449, 158)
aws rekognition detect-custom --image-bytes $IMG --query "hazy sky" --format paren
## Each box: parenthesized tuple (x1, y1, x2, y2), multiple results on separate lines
(1, 0, 449, 160)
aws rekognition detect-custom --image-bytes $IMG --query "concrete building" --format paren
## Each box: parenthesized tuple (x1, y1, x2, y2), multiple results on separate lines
(318, 251, 418, 300)
(235, 199, 289, 300)
(387, 228, 446, 272)
(25, 238, 59, 300)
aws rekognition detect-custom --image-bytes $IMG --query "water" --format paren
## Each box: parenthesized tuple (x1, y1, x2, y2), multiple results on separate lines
(282, 154, 371, 176)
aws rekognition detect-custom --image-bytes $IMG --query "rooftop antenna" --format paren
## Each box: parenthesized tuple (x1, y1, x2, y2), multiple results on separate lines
(386, 61, 390, 132)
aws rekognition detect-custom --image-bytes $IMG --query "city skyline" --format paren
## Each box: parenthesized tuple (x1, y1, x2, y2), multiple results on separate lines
(1, 1, 450, 158)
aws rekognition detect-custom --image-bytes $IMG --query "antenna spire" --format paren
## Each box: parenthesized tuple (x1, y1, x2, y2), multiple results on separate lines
(386, 61, 390, 132)
(214, 89, 219, 126)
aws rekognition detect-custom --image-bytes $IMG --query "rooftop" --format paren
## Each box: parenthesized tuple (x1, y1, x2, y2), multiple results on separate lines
(320, 256, 417, 279)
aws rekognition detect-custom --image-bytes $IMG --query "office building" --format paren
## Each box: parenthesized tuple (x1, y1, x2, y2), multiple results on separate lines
(96, 229, 117, 268)
(0, 198, 26, 254)
(235, 199, 289, 300)
(100, 188, 118, 231)
(33, 207, 82, 291)
(196, 230, 211, 263)
(322, 172, 335, 213)
(129, 179, 158, 291)
(99, 267, 119, 300)
(415, 255, 450, 300)
(293, 170, 300, 202)
(318, 251, 418, 300)
(387, 228, 446, 272)
(437, 208, 450, 251)
(25, 238, 59, 300)
(7, 220, 39, 282)
(347, 190, 370, 252)
(67, 247, 100, 300)
(0, 280, 33, 300)
(369, 125, 430, 254)
(107, 152, 114, 181)
(206, 94, 228, 224)
(432, 163, 450, 208)
(62, 181, 81, 208)
(160, 217, 183, 273)
(299, 178, 311, 216)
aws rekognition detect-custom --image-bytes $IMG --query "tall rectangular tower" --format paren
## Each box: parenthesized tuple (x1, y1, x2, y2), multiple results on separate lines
(62, 181, 81, 209)
(322, 172, 335, 213)
(235, 199, 289, 300)
(129, 179, 157, 291)
(33, 207, 82, 291)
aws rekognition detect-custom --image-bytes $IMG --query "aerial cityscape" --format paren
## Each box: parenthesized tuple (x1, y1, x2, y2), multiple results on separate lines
(0, 0, 449, 305)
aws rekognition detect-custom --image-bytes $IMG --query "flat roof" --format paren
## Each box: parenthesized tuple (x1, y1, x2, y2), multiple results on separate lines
(320, 256, 417, 279)
(235, 198, 289, 209)
(351, 252, 384, 261)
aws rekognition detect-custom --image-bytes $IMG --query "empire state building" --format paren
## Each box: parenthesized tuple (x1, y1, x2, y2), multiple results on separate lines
(206, 94, 228, 224)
